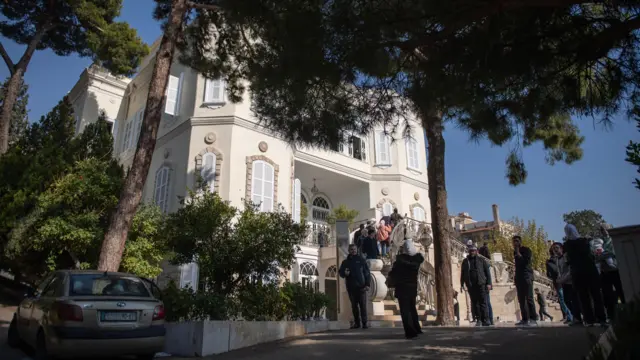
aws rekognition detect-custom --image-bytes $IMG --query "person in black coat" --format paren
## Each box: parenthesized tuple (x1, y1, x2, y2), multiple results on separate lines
(461, 243, 493, 326)
(339, 244, 371, 329)
(563, 224, 607, 326)
(387, 239, 424, 339)
(361, 228, 379, 260)
(513, 235, 538, 326)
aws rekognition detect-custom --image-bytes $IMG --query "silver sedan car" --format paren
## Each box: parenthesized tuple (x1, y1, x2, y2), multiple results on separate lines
(7, 270, 165, 359)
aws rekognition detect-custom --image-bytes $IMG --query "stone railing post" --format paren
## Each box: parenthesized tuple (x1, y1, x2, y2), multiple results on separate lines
(366, 259, 388, 316)
(490, 252, 510, 284)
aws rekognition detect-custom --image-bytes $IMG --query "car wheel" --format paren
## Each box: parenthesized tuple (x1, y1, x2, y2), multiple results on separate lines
(34, 330, 54, 360)
(7, 317, 21, 348)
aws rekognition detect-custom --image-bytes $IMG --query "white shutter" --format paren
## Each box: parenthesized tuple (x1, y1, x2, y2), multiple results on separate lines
(251, 161, 275, 212)
(134, 108, 144, 147)
(407, 138, 419, 170)
(361, 137, 367, 161)
(111, 119, 118, 141)
(165, 74, 181, 115)
(179, 262, 199, 290)
(154, 167, 171, 213)
(382, 203, 393, 216)
(375, 132, 390, 165)
(293, 178, 301, 223)
(204, 79, 224, 103)
(413, 207, 425, 222)
(201, 153, 216, 192)
(291, 261, 300, 283)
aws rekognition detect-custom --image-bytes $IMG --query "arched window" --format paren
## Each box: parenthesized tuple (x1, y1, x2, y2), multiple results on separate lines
(382, 202, 393, 217)
(325, 265, 337, 278)
(201, 153, 216, 192)
(301, 193, 307, 204)
(300, 262, 319, 292)
(154, 166, 171, 214)
(300, 262, 319, 276)
(413, 206, 426, 222)
(312, 196, 330, 222)
(251, 160, 275, 212)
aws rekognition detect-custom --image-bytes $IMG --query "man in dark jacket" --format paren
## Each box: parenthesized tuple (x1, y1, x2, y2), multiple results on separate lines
(339, 244, 371, 329)
(563, 224, 607, 326)
(513, 235, 538, 326)
(354, 224, 365, 248)
(361, 228, 379, 260)
(479, 242, 490, 259)
(460, 243, 492, 326)
(387, 239, 424, 339)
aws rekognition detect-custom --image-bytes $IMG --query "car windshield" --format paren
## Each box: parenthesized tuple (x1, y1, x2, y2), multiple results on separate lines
(69, 274, 151, 297)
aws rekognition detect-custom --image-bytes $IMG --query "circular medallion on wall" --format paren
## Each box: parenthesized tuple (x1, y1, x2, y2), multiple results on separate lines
(414, 192, 420, 200)
(258, 141, 269, 152)
(204, 132, 216, 144)
(381, 187, 389, 196)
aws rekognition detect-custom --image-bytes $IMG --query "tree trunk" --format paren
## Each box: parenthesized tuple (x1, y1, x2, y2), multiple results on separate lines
(424, 115, 455, 326)
(97, 0, 188, 271)
(0, 71, 23, 154)
(0, 23, 52, 154)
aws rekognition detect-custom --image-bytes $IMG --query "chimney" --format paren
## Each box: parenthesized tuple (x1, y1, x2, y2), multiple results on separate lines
(492, 204, 501, 231)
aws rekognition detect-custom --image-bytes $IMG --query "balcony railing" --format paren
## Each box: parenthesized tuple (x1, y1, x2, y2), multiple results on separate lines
(302, 229, 336, 248)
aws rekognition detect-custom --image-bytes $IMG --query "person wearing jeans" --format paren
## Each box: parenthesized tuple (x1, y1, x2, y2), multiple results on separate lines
(339, 244, 371, 329)
(546, 243, 573, 323)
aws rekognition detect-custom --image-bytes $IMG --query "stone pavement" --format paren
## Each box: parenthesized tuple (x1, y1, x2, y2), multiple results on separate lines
(169, 326, 603, 360)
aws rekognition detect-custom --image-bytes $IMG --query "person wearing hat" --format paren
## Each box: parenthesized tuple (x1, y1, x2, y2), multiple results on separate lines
(387, 239, 425, 339)
(460, 242, 492, 326)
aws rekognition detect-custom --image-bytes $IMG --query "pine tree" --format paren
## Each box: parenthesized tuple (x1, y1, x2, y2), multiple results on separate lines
(0, 77, 28, 146)
(0, 0, 148, 154)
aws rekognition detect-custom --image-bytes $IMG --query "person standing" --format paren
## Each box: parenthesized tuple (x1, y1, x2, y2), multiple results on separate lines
(361, 228, 379, 260)
(479, 242, 490, 259)
(593, 239, 624, 321)
(460, 243, 493, 326)
(546, 242, 575, 324)
(563, 224, 607, 327)
(387, 239, 424, 339)
(535, 288, 554, 321)
(339, 244, 371, 329)
(390, 208, 403, 227)
(354, 224, 366, 256)
(513, 235, 538, 326)
(376, 219, 392, 256)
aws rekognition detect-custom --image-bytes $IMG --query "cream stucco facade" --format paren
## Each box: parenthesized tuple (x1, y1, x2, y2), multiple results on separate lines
(69, 41, 432, 292)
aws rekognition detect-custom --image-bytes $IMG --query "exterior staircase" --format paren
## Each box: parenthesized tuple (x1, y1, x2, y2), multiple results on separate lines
(369, 299, 437, 327)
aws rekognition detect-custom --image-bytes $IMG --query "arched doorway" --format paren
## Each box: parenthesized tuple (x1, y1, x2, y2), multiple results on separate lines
(310, 195, 331, 246)
(324, 265, 338, 320)
(300, 261, 319, 292)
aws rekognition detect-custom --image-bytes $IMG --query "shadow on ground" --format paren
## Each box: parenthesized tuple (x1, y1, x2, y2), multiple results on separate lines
(197, 326, 603, 360)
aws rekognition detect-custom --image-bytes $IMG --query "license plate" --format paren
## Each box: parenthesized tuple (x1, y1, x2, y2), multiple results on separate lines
(100, 311, 137, 322)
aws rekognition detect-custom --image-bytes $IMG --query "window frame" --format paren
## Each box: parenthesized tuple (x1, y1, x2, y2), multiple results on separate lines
(251, 160, 275, 212)
(164, 73, 184, 116)
(154, 166, 171, 214)
(200, 152, 217, 193)
(406, 138, 420, 171)
(374, 131, 392, 166)
(203, 78, 226, 105)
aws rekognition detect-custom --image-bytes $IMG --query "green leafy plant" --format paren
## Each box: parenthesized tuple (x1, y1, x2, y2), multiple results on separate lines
(326, 205, 359, 226)
(236, 282, 287, 321)
(490, 218, 550, 273)
(625, 114, 640, 191)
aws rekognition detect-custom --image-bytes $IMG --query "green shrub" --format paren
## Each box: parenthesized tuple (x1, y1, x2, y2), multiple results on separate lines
(281, 282, 331, 320)
(236, 282, 287, 321)
(161, 281, 232, 322)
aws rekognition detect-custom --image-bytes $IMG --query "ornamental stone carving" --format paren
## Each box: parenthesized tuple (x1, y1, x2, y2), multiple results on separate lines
(204, 132, 216, 144)
(258, 141, 269, 152)
(381, 187, 389, 196)
(414, 192, 420, 200)
(376, 197, 397, 209)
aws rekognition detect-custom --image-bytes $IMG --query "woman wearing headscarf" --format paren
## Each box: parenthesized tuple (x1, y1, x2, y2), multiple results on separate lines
(387, 239, 424, 339)
(563, 223, 607, 326)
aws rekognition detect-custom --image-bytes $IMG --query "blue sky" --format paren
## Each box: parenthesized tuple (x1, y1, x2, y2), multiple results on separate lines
(1, 0, 638, 241)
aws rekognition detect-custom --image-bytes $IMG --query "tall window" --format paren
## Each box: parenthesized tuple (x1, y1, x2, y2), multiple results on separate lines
(348, 135, 367, 161)
(375, 131, 391, 165)
(165, 73, 183, 116)
(312, 196, 330, 222)
(382, 203, 393, 216)
(251, 160, 275, 212)
(406, 138, 420, 170)
(204, 78, 225, 104)
(121, 118, 132, 153)
(154, 166, 171, 214)
(201, 153, 216, 192)
(293, 179, 302, 223)
(413, 206, 426, 222)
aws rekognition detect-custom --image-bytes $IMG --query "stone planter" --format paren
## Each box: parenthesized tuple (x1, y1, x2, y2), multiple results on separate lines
(164, 320, 350, 357)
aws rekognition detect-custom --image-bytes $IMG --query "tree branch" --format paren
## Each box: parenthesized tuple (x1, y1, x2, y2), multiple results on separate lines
(186, 1, 222, 11)
(15, 21, 54, 70)
(0, 42, 15, 74)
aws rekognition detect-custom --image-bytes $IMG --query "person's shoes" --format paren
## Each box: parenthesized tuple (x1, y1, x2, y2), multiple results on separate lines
(482, 322, 491, 327)
(417, 329, 424, 334)
(563, 319, 572, 325)
(475, 321, 482, 327)
(406, 334, 419, 340)
(362, 323, 369, 329)
(515, 320, 527, 326)
(570, 320, 584, 327)
(525, 320, 538, 327)
(350, 324, 361, 329)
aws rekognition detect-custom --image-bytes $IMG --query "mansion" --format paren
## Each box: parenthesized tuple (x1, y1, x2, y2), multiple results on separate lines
(67, 39, 433, 294)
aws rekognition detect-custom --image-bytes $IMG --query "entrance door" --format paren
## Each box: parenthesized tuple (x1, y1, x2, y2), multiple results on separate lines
(324, 279, 338, 320)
